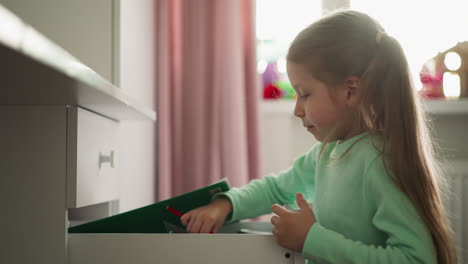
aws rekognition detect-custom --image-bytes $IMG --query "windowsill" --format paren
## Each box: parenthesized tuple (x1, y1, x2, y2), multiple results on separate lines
(422, 99, 468, 115)
(260, 99, 468, 115)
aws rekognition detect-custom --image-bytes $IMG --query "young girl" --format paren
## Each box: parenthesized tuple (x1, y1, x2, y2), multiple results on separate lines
(181, 10, 457, 263)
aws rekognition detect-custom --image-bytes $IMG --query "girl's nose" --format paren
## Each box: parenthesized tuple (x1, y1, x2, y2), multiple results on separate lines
(294, 101, 304, 118)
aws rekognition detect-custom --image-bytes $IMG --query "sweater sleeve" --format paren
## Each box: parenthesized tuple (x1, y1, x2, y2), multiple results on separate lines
(302, 156, 437, 264)
(220, 144, 320, 222)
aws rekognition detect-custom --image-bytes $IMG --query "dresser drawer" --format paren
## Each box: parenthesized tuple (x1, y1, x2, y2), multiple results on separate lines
(67, 222, 306, 264)
(68, 233, 304, 264)
(66, 107, 119, 208)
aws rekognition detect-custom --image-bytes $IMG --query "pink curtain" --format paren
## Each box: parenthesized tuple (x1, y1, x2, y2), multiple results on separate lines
(156, 0, 261, 201)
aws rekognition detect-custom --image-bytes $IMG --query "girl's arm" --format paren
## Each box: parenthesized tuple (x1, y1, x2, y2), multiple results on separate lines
(220, 143, 320, 222)
(182, 143, 320, 233)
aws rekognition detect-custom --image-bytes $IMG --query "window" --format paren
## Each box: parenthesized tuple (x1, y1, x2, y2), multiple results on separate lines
(352, 0, 468, 91)
(256, 0, 322, 100)
(257, 0, 468, 99)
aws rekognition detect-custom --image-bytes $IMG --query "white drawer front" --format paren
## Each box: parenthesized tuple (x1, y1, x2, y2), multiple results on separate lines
(68, 234, 305, 264)
(67, 107, 119, 208)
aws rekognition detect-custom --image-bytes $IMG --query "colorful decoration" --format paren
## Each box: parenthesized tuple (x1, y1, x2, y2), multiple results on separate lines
(263, 83, 283, 99)
(419, 41, 468, 99)
(262, 62, 280, 87)
(275, 80, 296, 99)
(419, 63, 444, 99)
(261, 61, 296, 100)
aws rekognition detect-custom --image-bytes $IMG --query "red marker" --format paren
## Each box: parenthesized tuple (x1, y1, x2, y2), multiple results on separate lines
(166, 206, 215, 233)
(166, 206, 184, 218)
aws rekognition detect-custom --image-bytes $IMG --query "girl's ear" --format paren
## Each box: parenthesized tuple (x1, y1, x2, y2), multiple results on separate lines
(344, 76, 360, 107)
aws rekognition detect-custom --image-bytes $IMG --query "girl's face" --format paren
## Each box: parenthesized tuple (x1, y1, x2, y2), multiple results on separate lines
(286, 61, 359, 142)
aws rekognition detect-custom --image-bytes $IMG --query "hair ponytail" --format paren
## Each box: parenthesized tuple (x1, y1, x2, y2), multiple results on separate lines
(360, 32, 457, 264)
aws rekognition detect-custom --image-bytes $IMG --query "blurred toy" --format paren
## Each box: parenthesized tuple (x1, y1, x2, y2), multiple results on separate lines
(262, 62, 280, 87)
(275, 80, 296, 99)
(262, 62, 281, 99)
(261, 61, 299, 100)
(263, 83, 283, 99)
(419, 61, 444, 99)
(419, 41, 468, 99)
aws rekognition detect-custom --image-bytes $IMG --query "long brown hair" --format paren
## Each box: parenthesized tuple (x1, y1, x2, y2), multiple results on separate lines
(287, 10, 456, 263)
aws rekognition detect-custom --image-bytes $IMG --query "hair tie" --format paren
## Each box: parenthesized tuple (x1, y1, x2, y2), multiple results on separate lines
(376, 31, 385, 44)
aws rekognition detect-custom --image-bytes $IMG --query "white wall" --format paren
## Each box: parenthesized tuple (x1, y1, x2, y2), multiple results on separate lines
(259, 101, 318, 176)
(1, 0, 115, 82)
(118, 0, 157, 212)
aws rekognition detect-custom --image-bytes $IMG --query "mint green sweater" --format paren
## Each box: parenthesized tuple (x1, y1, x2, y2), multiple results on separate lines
(223, 133, 436, 263)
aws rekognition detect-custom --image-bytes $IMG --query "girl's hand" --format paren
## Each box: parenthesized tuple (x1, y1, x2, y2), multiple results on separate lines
(271, 193, 316, 252)
(180, 197, 232, 233)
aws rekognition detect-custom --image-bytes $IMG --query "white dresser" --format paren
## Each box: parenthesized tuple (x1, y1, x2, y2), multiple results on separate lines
(0, 5, 153, 263)
(1, 104, 305, 264)
(0, 5, 305, 264)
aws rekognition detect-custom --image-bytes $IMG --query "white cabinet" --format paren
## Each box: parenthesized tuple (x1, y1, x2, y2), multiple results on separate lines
(66, 107, 120, 208)
(1, 106, 68, 264)
(0, 5, 155, 263)
(1, 0, 157, 213)
(1, 105, 121, 264)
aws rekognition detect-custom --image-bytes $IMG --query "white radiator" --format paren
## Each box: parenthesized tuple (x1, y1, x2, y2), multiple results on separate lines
(444, 159, 468, 263)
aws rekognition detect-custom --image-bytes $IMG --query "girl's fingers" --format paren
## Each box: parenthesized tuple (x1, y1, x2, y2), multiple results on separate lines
(187, 214, 197, 232)
(200, 220, 215, 234)
(270, 215, 280, 226)
(189, 217, 203, 233)
(180, 212, 191, 226)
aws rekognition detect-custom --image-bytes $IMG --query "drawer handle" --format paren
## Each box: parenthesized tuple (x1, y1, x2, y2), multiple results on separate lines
(99, 151, 115, 169)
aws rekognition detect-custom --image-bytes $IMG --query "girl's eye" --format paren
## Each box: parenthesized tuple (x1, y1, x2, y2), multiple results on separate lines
(300, 93, 309, 99)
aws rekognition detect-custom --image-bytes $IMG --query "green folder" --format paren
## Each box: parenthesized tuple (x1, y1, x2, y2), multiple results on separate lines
(68, 178, 232, 233)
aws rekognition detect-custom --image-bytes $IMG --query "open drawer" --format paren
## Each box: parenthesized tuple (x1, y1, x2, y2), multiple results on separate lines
(68, 233, 305, 264)
(67, 222, 306, 264)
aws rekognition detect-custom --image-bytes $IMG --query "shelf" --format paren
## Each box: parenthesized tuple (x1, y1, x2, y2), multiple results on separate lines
(422, 99, 468, 115)
(261, 99, 468, 116)
(0, 5, 156, 122)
